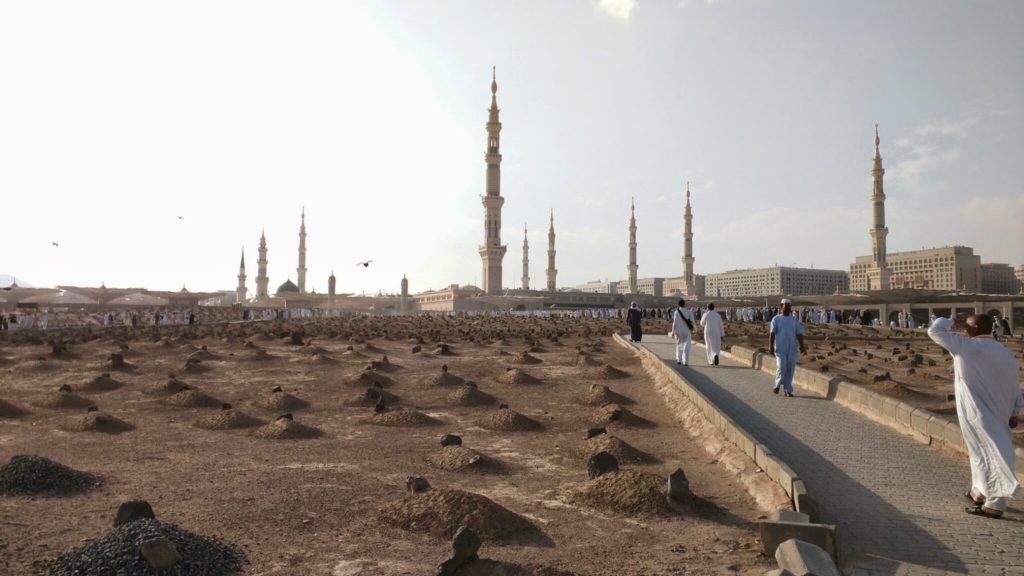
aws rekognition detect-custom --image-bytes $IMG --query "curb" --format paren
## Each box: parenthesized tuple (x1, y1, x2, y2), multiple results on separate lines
(613, 333, 815, 518)
(723, 344, 1024, 483)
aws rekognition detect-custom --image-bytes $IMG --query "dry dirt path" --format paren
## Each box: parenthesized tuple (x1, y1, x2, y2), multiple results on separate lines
(635, 334, 1024, 576)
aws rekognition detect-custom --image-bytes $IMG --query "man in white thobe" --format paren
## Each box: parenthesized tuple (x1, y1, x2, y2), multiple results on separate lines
(929, 314, 1023, 518)
(700, 302, 724, 366)
(670, 298, 695, 366)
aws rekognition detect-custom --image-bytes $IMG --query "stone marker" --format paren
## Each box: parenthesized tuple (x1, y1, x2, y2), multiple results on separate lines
(115, 500, 155, 527)
(586, 451, 619, 480)
(87, 405, 98, 412)
(412, 345, 422, 354)
(774, 538, 841, 576)
(277, 413, 293, 421)
(767, 508, 810, 524)
(759, 521, 837, 560)
(139, 537, 182, 570)
(440, 434, 463, 447)
(498, 403, 509, 410)
(667, 468, 690, 501)
(585, 427, 607, 440)
(58, 384, 73, 392)
(406, 475, 431, 494)
(108, 353, 126, 368)
(436, 525, 481, 576)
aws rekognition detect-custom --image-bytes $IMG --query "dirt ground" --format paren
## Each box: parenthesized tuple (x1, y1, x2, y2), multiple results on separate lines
(0, 316, 786, 576)
(715, 320, 1024, 446)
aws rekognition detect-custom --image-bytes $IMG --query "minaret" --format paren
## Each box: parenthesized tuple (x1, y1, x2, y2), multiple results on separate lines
(869, 125, 891, 290)
(478, 66, 507, 295)
(546, 209, 557, 291)
(521, 224, 530, 290)
(297, 208, 307, 294)
(682, 182, 695, 296)
(256, 230, 269, 300)
(327, 271, 336, 307)
(236, 249, 247, 304)
(627, 198, 638, 294)
(400, 274, 410, 314)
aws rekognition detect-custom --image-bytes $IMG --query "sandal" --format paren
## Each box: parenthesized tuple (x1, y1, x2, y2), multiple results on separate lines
(965, 491, 985, 505)
(965, 504, 1003, 519)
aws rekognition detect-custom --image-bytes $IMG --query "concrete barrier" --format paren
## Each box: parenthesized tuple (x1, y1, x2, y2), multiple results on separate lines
(725, 344, 1024, 483)
(614, 333, 808, 513)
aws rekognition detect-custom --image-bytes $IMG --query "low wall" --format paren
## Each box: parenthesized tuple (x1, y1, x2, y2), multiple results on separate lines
(725, 344, 1024, 483)
(614, 333, 815, 517)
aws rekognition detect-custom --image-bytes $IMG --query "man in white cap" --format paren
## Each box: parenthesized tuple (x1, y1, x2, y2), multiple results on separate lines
(769, 298, 805, 397)
(928, 313, 1022, 519)
(700, 302, 724, 366)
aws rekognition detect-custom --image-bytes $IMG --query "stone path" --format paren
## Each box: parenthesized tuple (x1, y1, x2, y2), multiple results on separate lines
(635, 335, 1024, 576)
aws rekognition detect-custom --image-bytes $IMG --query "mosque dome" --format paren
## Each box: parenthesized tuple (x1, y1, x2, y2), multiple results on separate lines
(276, 279, 299, 295)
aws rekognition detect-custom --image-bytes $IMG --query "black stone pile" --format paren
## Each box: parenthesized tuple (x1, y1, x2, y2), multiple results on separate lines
(0, 455, 100, 496)
(50, 505, 244, 575)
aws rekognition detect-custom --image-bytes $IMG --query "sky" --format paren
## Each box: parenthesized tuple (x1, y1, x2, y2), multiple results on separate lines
(1, 0, 1022, 296)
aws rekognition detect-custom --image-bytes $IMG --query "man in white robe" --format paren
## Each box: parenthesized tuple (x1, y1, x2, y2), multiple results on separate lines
(929, 314, 1024, 518)
(700, 302, 724, 366)
(670, 298, 695, 366)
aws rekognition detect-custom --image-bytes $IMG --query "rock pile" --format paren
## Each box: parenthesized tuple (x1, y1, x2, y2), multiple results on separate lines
(162, 387, 222, 408)
(578, 433, 657, 464)
(253, 414, 321, 440)
(0, 455, 101, 496)
(50, 513, 243, 575)
(497, 369, 542, 385)
(446, 383, 497, 406)
(253, 387, 309, 411)
(371, 407, 441, 427)
(62, 410, 134, 434)
(32, 386, 94, 410)
(589, 364, 630, 379)
(194, 406, 263, 430)
(568, 469, 671, 516)
(78, 373, 125, 392)
(378, 487, 543, 543)
(474, 407, 542, 432)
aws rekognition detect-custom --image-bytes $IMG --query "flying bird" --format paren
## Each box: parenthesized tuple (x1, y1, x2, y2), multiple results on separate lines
(356, 260, 374, 268)
(177, 215, 185, 221)
(51, 241, 59, 247)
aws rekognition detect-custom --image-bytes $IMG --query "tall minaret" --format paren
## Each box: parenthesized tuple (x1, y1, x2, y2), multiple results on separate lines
(478, 66, 507, 295)
(869, 125, 891, 290)
(297, 208, 307, 294)
(627, 198, 638, 294)
(521, 224, 530, 290)
(327, 270, 336, 307)
(400, 274, 410, 314)
(546, 209, 557, 291)
(236, 249, 247, 304)
(682, 182, 695, 296)
(256, 230, 269, 300)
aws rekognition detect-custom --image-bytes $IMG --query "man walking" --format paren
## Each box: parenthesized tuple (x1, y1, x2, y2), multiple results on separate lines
(769, 298, 805, 397)
(626, 301, 643, 343)
(928, 314, 1023, 519)
(700, 302, 724, 366)
(671, 299, 695, 366)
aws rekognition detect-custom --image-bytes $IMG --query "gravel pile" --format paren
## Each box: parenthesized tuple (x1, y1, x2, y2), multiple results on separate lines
(253, 389, 309, 411)
(497, 369, 542, 385)
(194, 409, 263, 430)
(78, 374, 125, 392)
(162, 389, 222, 408)
(475, 408, 542, 432)
(507, 352, 542, 365)
(577, 434, 658, 464)
(32, 389, 95, 410)
(378, 488, 543, 543)
(0, 455, 101, 496)
(426, 446, 499, 472)
(62, 411, 134, 434)
(371, 408, 441, 427)
(575, 384, 632, 406)
(446, 384, 496, 406)
(349, 371, 392, 388)
(49, 517, 244, 575)
(566, 470, 671, 516)
(589, 364, 630, 379)
(344, 386, 398, 407)
(253, 417, 321, 440)
(420, 371, 465, 387)
(145, 377, 190, 396)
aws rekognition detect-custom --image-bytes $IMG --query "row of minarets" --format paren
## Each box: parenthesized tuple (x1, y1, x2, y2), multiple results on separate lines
(521, 224, 530, 290)
(246, 211, 309, 302)
(479, 67, 507, 295)
(627, 198, 638, 293)
(546, 209, 557, 291)
(869, 124, 891, 290)
(682, 182, 695, 296)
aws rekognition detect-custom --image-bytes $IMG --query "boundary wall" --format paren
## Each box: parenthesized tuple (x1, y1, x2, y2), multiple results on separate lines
(613, 333, 816, 517)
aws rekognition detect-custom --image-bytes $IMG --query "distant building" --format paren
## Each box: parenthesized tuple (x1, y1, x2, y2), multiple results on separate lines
(664, 275, 706, 299)
(617, 277, 663, 297)
(1016, 265, 1024, 294)
(851, 246, 981, 291)
(577, 280, 618, 294)
(705, 266, 849, 298)
(981, 263, 1015, 295)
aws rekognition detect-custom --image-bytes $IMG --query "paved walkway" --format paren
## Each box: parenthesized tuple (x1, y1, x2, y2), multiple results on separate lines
(634, 335, 1023, 576)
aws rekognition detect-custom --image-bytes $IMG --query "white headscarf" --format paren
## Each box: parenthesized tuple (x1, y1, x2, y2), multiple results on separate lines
(630, 301, 638, 309)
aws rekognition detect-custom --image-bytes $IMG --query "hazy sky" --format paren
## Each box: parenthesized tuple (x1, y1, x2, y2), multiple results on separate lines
(2, 0, 1022, 295)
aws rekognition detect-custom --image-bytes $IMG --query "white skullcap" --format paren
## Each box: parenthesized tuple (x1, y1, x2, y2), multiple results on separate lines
(780, 298, 792, 304)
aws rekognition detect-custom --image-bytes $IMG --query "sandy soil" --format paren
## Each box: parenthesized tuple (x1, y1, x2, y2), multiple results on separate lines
(712, 320, 1024, 447)
(0, 316, 782, 576)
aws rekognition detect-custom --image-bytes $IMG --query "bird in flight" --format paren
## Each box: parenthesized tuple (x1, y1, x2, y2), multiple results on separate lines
(177, 215, 185, 221)
(356, 260, 374, 268)
(51, 241, 59, 247)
